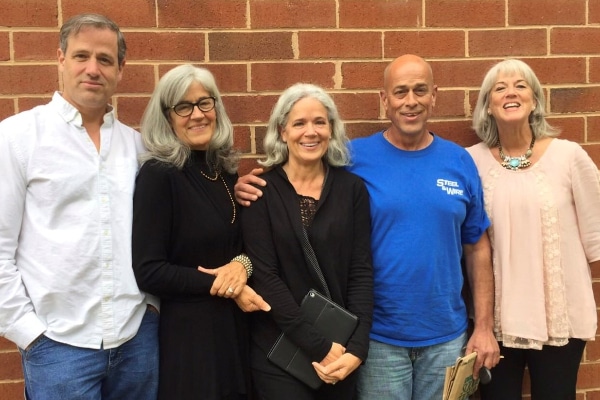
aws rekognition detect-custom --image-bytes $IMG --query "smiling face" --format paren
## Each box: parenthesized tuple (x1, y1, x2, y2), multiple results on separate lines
(281, 97, 331, 167)
(488, 71, 536, 128)
(381, 56, 437, 138)
(168, 81, 216, 150)
(58, 26, 123, 117)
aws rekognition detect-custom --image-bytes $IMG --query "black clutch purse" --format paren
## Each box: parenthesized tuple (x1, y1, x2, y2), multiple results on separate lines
(267, 289, 358, 389)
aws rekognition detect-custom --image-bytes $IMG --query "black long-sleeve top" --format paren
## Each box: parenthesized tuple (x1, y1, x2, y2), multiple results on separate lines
(132, 151, 248, 400)
(241, 165, 374, 363)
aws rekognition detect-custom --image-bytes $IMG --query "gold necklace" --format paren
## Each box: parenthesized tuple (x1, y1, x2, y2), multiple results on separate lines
(199, 166, 218, 181)
(199, 164, 236, 224)
(498, 137, 535, 171)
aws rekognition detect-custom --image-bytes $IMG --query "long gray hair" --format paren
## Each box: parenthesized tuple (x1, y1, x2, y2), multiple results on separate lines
(472, 59, 559, 147)
(140, 64, 238, 173)
(260, 83, 350, 167)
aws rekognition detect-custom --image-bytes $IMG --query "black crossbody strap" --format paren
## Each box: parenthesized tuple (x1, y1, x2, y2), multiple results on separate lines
(300, 227, 331, 299)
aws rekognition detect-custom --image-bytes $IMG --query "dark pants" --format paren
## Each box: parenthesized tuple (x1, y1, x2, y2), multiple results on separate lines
(250, 344, 358, 400)
(479, 339, 586, 400)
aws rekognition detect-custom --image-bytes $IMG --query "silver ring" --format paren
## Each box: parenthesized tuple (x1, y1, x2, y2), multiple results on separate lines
(227, 287, 234, 294)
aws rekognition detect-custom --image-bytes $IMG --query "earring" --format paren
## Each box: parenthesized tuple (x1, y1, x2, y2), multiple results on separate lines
(487, 109, 492, 115)
(532, 106, 536, 111)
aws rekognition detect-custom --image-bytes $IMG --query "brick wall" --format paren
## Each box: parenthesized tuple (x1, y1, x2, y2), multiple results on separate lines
(0, 0, 599, 398)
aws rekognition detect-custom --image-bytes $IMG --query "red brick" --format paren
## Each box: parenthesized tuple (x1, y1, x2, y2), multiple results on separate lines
(588, 117, 600, 143)
(0, 0, 57, 27)
(586, 336, 600, 362)
(251, 0, 335, 28)
(117, 64, 156, 95)
(469, 29, 547, 57)
(551, 87, 600, 113)
(158, 0, 245, 28)
(206, 64, 248, 94)
(14, 32, 60, 61)
(299, 32, 381, 59)
(115, 96, 149, 128)
(434, 90, 467, 118)
(582, 144, 600, 168)
(588, 390, 600, 400)
(251, 62, 336, 91)
(552, 28, 600, 54)
(428, 119, 477, 147)
(0, 99, 15, 121)
(576, 359, 600, 389)
(430, 60, 498, 87)
(546, 116, 584, 143)
(238, 157, 263, 176)
(126, 32, 205, 61)
(341, 62, 387, 90)
(17, 97, 53, 113)
(0, 32, 9, 61)
(426, 0, 505, 28)
(233, 125, 252, 154)
(385, 31, 465, 59)
(255, 125, 267, 155)
(339, 0, 422, 28)
(0, 337, 17, 351)
(519, 58, 586, 85)
(0, 351, 23, 380)
(157, 64, 248, 94)
(594, 282, 600, 311)
(0, 381, 24, 400)
(590, 58, 600, 84)
(62, 0, 156, 27)
(592, 1, 600, 24)
(0, 65, 57, 95)
(346, 121, 389, 139)
(330, 92, 379, 120)
(508, 0, 585, 25)
(210, 32, 294, 61)
(222, 94, 278, 124)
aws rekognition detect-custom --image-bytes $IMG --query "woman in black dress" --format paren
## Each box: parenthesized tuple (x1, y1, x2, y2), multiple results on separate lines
(241, 83, 374, 400)
(132, 64, 269, 400)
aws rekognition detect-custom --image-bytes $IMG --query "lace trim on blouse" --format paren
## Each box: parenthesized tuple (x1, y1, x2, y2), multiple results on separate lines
(484, 166, 569, 350)
(299, 195, 318, 228)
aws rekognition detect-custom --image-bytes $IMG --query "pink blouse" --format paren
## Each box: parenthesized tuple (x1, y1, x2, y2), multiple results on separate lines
(467, 139, 600, 349)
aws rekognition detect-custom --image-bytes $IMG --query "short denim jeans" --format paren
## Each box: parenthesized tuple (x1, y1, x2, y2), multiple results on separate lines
(357, 331, 467, 400)
(19, 307, 159, 400)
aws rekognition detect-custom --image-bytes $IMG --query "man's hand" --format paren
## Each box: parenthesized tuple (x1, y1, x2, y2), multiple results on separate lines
(233, 285, 271, 312)
(465, 327, 500, 378)
(234, 168, 266, 207)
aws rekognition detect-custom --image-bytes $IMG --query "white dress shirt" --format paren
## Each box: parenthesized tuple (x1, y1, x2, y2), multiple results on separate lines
(0, 92, 154, 350)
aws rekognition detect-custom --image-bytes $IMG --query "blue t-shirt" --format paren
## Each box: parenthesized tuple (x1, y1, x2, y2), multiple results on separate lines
(347, 131, 489, 347)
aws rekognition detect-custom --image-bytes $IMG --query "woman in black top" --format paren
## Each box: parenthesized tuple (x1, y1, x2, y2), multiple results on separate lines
(242, 83, 373, 400)
(132, 64, 269, 400)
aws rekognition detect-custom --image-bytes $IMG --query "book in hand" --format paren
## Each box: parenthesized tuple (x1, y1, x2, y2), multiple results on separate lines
(267, 289, 358, 389)
(443, 351, 480, 400)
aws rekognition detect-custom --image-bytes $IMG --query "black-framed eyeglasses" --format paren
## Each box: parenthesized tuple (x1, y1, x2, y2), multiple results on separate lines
(167, 97, 216, 117)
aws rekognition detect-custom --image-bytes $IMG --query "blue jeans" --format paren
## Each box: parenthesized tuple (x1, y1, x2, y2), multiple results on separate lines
(357, 331, 467, 400)
(20, 308, 159, 400)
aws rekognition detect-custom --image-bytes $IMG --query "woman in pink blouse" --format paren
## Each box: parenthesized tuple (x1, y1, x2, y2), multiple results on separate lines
(467, 59, 600, 400)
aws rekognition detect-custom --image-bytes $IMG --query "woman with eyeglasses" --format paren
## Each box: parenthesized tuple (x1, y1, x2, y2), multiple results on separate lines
(132, 64, 270, 400)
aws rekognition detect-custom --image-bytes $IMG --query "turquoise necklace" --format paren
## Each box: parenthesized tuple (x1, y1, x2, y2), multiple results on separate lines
(498, 136, 535, 171)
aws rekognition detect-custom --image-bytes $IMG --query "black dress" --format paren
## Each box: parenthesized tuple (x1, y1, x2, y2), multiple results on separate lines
(132, 151, 248, 400)
(241, 166, 373, 400)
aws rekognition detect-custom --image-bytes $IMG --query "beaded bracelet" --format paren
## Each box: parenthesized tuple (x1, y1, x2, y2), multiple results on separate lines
(231, 254, 253, 278)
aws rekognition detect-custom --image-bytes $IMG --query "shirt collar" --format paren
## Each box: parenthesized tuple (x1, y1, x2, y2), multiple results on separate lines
(51, 91, 115, 128)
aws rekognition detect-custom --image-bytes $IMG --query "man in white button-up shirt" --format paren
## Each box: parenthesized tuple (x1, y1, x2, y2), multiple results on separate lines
(0, 14, 158, 399)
